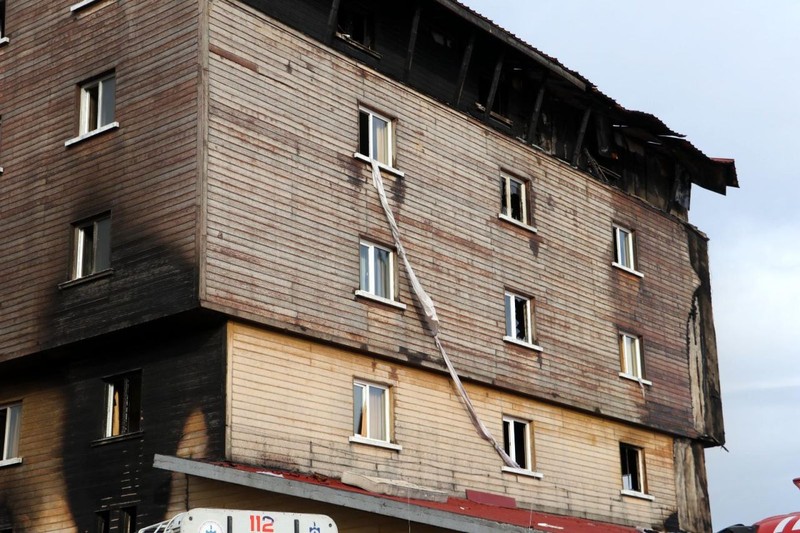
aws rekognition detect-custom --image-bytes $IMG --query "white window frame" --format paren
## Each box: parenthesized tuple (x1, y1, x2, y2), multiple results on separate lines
(499, 174, 536, 232)
(0, 402, 22, 467)
(620, 443, 654, 500)
(349, 381, 400, 451)
(500, 415, 542, 478)
(612, 225, 643, 277)
(72, 214, 111, 280)
(356, 240, 405, 308)
(354, 107, 400, 174)
(503, 291, 542, 351)
(618, 332, 651, 385)
(66, 73, 119, 146)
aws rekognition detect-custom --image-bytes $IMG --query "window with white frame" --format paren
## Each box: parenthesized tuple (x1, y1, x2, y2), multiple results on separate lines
(504, 291, 537, 347)
(72, 214, 111, 279)
(500, 174, 529, 225)
(620, 443, 648, 495)
(358, 107, 394, 167)
(502, 416, 532, 470)
(613, 225, 637, 272)
(0, 403, 21, 465)
(352, 381, 390, 443)
(619, 332, 645, 380)
(79, 73, 116, 136)
(104, 372, 141, 438)
(359, 240, 395, 301)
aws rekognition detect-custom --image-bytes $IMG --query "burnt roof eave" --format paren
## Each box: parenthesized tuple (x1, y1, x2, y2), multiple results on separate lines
(435, 0, 738, 195)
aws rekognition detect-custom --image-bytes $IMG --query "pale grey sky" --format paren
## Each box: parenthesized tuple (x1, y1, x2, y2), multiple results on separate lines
(457, 1, 800, 529)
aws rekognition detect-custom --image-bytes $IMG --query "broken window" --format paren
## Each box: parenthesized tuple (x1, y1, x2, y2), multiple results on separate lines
(619, 332, 645, 380)
(502, 416, 531, 470)
(478, 73, 510, 119)
(358, 107, 394, 167)
(620, 443, 647, 494)
(72, 213, 111, 280)
(79, 72, 116, 135)
(0, 403, 21, 464)
(359, 240, 395, 302)
(352, 381, 389, 442)
(337, 7, 374, 50)
(500, 173, 528, 225)
(504, 291, 535, 346)
(104, 372, 141, 438)
(612, 225, 639, 273)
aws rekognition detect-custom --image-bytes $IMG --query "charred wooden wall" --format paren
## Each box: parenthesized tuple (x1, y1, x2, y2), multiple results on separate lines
(0, 0, 202, 363)
(202, 0, 706, 439)
(0, 315, 227, 533)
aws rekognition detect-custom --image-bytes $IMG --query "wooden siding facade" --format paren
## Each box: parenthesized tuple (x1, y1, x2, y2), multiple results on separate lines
(0, 317, 227, 532)
(202, 0, 707, 439)
(227, 322, 678, 528)
(0, 0, 202, 363)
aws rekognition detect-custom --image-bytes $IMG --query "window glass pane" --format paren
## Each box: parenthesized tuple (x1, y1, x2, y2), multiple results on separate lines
(502, 419, 510, 456)
(359, 111, 370, 157)
(100, 77, 116, 127)
(111, 385, 121, 436)
(353, 384, 364, 436)
(372, 116, 389, 165)
(5, 405, 19, 458)
(127, 375, 141, 433)
(81, 226, 95, 276)
(512, 421, 527, 468)
(0, 409, 7, 459)
(504, 294, 513, 337)
(359, 243, 370, 292)
(617, 229, 631, 267)
(94, 217, 111, 272)
(374, 247, 391, 298)
(514, 296, 528, 341)
(510, 179, 523, 221)
(86, 84, 100, 132)
(367, 386, 386, 441)
(501, 178, 509, 216)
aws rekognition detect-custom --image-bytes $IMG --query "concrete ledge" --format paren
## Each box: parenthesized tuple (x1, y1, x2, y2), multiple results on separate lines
(341, 471, 448, 502)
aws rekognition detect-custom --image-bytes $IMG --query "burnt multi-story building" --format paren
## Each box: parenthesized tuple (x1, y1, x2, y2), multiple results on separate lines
(0, 1, 736, 532)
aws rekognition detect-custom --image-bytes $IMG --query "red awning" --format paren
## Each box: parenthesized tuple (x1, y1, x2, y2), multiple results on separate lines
(154, 455, 642, 533)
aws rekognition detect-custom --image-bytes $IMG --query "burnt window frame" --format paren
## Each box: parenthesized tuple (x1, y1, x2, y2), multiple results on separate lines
(103, 371, 142, 439)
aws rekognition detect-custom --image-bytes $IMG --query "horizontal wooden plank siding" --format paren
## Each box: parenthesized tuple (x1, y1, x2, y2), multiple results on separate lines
(204, 1, 700, 437)
(228, 322, 678, 527)
(0, 319, 227, 532)
(0, 0, 202, 362)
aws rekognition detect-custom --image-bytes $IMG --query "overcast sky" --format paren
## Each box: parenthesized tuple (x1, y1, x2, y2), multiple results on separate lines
(457, 1, 800, 529)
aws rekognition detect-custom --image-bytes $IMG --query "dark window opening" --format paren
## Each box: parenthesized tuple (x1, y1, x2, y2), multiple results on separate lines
(121, 507, 137, 533)
(0, 0, 6, 39)
(478, 74, 510, 118)
(95, 511, 110, 533)
(620, 443, 644, 493)
(337, 7, 374, 50)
